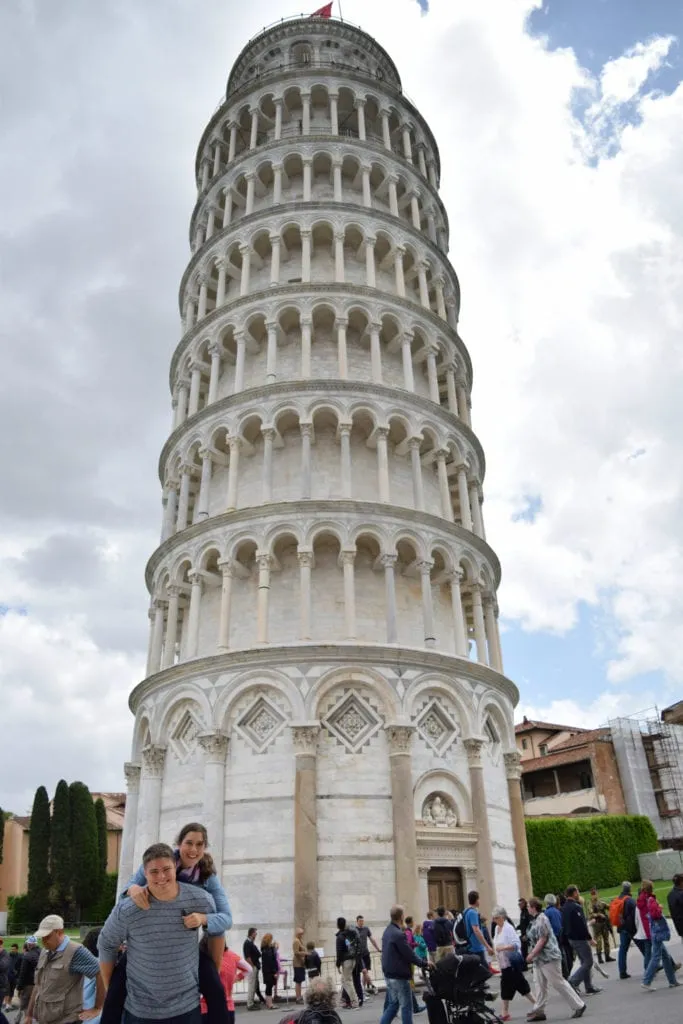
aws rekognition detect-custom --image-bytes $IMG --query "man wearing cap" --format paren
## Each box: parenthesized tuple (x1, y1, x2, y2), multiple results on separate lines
(25, 915, 102, 1024)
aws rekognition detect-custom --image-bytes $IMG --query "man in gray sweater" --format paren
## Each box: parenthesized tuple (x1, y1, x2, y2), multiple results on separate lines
(99, 842, 215, 1024)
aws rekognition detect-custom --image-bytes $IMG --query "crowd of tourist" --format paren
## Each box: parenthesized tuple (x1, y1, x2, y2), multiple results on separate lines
(2, 821, 682, 1024)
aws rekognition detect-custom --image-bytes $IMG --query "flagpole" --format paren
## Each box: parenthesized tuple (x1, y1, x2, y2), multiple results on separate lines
(337, 0, 343, 20)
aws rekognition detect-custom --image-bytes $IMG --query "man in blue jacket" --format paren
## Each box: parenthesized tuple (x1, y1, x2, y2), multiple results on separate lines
(562, 886, 601, 996)
(380, 905, 429, 1024)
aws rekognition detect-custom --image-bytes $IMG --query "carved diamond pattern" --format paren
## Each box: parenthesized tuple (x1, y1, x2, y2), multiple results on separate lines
(236, 695, 287, 754)
(416, 700, 459, 755)
(170, 709, 201, 763)
(324, 692, 382, 753)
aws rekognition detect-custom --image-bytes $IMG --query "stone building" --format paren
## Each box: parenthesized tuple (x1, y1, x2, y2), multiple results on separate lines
(119, 14, 531, 947)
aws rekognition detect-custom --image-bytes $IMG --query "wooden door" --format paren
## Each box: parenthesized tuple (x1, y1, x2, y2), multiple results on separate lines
(427, 867, 463, 912)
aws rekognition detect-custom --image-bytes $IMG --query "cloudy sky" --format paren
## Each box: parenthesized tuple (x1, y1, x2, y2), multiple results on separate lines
(1, 0, 682, 814)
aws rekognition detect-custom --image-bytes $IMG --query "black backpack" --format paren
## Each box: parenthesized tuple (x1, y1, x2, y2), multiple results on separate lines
(454, 915, 467, 943)
(345, 927, 361, 959)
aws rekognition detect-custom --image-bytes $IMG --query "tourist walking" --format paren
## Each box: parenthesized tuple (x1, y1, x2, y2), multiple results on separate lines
(421, 913, 437, 963)
(0, 943, 9, 1011)
(81, 928, 103, 1024)
(432, 908, 454, 963)
(517, 898, 532, 961)
(640, 880, 680, 992)
(260, 934, 279, 1010)
(199, 937, 251, 1024)
(5, 944, 22, 1009)
(305, 942, 322, 980)
(15, 937, 39, 1013)
(463, 891, 494, 968)
(293, 927, 306, 1004)
(562, 886, 601, 996)
(413, 925, 428, 963)
(610, 881, 637, 980)
(379, 905, 429, 1024)
(525, 898, 586, 1021)
(355, 916, 379, 994)
(335, 917, 360, 1009)
(99, 843, 215, 1024)
(490, 906, 535, 1022)
(244, 928, 265, 1010)
(26, 914, 102, 1024)
(634, 888, 652, 970)
(587, 888, 614, 964)
(667, 873, 683, 938)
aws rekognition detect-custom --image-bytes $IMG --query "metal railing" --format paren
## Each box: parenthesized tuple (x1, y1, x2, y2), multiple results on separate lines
(230, 951, 386, 1003)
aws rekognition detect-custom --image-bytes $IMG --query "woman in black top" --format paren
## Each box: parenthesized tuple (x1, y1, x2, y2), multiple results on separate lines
(261, 933, 279, 1010)
(517, 898, 532, 961)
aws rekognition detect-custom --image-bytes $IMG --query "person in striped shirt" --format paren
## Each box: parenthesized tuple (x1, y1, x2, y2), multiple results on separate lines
(98, 843, 215, 1024)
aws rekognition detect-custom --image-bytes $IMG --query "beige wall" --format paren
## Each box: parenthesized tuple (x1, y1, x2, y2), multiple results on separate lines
(0, 819, 29, 912)
(517, 728, 578, 761)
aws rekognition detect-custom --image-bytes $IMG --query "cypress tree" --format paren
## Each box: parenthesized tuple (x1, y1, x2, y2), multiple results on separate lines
(94, 798, 108, 888)
(50, 780, 72, 914)
(69, 782, 100, 914)
(0, 807, 4, 864)
(27, 787, 51, 915)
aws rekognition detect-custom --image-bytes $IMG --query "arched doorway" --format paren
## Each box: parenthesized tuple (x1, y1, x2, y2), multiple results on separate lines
(427, 866, 463, 912)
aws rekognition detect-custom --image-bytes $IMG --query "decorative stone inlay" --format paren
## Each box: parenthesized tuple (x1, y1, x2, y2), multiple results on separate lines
(416, 698, 460, 755)
(323, 691, 382, 753)
(170, 708, 202, 762)
(421, 793, 457, 828)
(236, 694, 287, 753)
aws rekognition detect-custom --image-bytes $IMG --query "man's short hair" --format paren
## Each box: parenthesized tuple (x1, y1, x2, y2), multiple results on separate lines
(545, 893, 557, 906)
(468, 890, 479, 905)
(673, 873, 683, 887)
(565, 885, 579, 898)
(248, 927, 257, 938)
(436, 905, 445, 917)
(390, 904, 404, 923)
(621, 881, 632, 893)
(337, 916, 346, 930)
(143, 842, 175, 865)
(356, 915, 364, 922)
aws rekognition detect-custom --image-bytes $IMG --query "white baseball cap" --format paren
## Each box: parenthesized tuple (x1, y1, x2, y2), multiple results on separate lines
(35, 914, 65, 939)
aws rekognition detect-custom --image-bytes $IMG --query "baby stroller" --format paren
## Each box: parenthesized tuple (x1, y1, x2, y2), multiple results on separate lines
(422, 953, 503, 1024)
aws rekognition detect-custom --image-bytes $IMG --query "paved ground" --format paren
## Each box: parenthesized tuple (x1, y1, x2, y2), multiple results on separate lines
(237, 934, 683, 1024)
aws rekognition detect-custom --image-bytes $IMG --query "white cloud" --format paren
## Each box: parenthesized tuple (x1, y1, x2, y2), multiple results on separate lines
(1, 0, 683, 809)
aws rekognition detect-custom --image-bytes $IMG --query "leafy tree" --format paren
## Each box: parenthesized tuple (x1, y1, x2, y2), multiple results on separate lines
(69, 782, 100, 914)
(51, 780, 72, 914)
(94, 797, 108, 888)
(27, 786, 51, 915)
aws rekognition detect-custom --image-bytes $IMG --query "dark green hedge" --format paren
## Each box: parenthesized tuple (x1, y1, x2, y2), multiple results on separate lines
(526, 814, 658, 895)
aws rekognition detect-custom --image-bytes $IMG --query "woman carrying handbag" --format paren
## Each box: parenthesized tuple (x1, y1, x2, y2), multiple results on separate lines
(640, 880, 681, 991)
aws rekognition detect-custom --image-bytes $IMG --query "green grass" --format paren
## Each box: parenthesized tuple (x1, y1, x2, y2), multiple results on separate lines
(580, 881, 671, 905)
(2, 928, 81, 947)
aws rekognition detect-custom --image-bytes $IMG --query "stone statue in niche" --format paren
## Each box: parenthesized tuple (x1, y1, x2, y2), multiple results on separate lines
(422, 794, 457, 827)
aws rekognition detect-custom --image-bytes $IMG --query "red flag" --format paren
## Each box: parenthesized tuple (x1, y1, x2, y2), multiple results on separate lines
(310, 2, 333, 16)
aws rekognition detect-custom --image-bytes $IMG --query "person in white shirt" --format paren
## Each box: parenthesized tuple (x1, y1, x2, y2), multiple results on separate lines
(491, 907, 535, 1022)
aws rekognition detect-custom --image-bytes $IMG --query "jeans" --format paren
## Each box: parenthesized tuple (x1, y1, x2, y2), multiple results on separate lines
(634, 938, 652, 970)
(123, 1009, 201, 1024)
(568, 939, 597, 992)
(380, 978, 413, 1024)
(617, 930, 632, 977)
(643, 937, 678, 987)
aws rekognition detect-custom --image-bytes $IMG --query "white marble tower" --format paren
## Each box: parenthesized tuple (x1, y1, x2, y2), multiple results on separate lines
(120, 14, 531, 948)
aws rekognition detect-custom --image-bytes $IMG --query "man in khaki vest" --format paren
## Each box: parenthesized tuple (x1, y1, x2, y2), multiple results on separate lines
(25, 915, 102, 1024)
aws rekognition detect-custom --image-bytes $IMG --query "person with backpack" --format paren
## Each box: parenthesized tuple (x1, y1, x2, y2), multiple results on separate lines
(335, 916, 360, 1008)
(610, 881, 637, 980)
(421, 913, 437, 962)
(640, 880, 681, 991)
(463, 891, 494, 968)
(432, 907, 454, 962)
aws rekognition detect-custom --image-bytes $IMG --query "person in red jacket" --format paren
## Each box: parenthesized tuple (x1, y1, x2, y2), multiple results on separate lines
(639, 881, 680, 991)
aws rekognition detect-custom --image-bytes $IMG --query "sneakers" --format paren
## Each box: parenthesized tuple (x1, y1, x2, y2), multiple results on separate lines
(571, 1008, 586, 1019)
(670, 982, 681, 988)
(585, 987, 602, 995)
(641, 984, 655, 992)
(525, 1014, 547, 1022)
(619, 973, 631, 979)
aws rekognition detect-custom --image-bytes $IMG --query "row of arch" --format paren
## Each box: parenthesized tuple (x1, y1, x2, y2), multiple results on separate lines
(134, 668, 514, 756)
(182, 215, 457, 333)
(160, 402, 485, 541)
(198, 81, 439, 200)
(172, 303, 470, 426)
(145, 528, 502, 677)
(191, 146, 448, 256)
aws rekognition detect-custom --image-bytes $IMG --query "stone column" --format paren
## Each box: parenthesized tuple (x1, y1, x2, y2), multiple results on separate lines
(456, 377, 470, 425)
(301, 318, 312, 379)
(233, 334, 246, 393)
(436, 450, 454, 522)
(273, 166, 283, 205)
(188, 361, 202, 416)
(417, 146, 427, 177)
(266, 321, 278, 382)
(228, 122, 237, 162)
(330, 92, 339, 134)
(147, 599, 166, 676)
(402, 125, 413, 162)
(226, 437, 241, 511)
(256, 554, 272, 644)
(162, 585, 180, 669)
(298, 550, 313, 640)
(334, 232, 345, 283)
(435, 277, 447, 320)
(426, 347, 439, 403)
(381, 553, 398, 643)
(340, 549, 356, 639)
(336, 317, 348, 378)
(198, 733, 230, 872)
(470, 584, 488, 665)
(301, 423, 313, 499)
(401, 333, 415, 391)
(176, 464, 192, 531)
(292, 724, 320, 939)
(185, 571, 203, 659)
(135, 745, 166, 864)
(408, 438, 424, 510)
(336, 423, 352, 498)
(240, 245, 251, 295)
(483, 594, 503, 672)
(195, 449, 212, 520)
(162, 483, 178, 542)
(464, 738, 496, 915)
(381, 108, 392, 149)
(301, 92, 311, 135)
(449, 571, 469, 657)
(418, 262, 430, 309)
(388, 176, 399, 217)
(217, 561, 234, 651)
(274, 99, 283, 141)
(376, 427, 390, 502)
(457, 465, 473, 530)
(417, 560, 436, 648)
(270, 235, 281, 285)
(262, 427, 275, 502)
(355, 98, 367, 141)
(470, 481, 485, 538)
(301, 230, 311, 282)
(386, 725, 419, 916)
(249, 107, 259, 149)
(176, 381, 189, 425)
(302, 158, 312, 202)
(208, 343, 223, 403)
(504, 751, 533, 899)
(365, 235, 376, 288)
(446, 366, 457, 414)
(197, 278, 208, 321)
(361, 167, 372, 208)
(333, 160, 342, 202)
(223, 192, 233, 229)
(394, 247, 406, 298)
(117, 762, 141, 896)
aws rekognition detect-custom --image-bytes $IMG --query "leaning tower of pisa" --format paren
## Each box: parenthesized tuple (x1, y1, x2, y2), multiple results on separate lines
(119, 14, 532, 947)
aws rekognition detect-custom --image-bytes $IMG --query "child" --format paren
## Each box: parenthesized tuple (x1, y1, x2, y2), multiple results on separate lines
(305, 941, 322, 979)
(413, 923, 428, 962)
